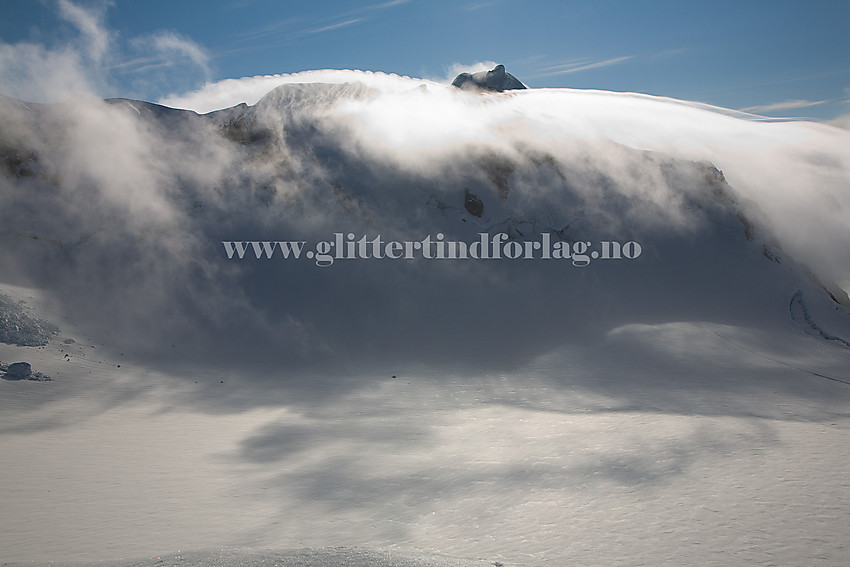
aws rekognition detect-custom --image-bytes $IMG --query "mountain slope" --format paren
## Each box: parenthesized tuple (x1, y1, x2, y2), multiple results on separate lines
(2, 76, 848, 375)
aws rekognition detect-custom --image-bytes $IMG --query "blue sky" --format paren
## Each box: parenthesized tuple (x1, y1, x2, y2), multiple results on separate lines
(1, 0, 848, 119)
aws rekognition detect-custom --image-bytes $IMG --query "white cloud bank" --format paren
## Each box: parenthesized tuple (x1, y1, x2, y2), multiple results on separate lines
(2, 4, 850, 373)
(163, 69, 850, 288)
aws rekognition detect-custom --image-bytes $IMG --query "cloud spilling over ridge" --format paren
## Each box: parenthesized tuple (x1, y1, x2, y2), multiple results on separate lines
(3, 68, 850, 380)
(168, 69, 850, 284)
(160, 69, 442, 113)
(158, 61, 501, 113)
(2, 5, 850, 381)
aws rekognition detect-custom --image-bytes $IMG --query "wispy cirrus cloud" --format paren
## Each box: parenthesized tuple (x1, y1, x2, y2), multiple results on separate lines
(307, 18, 364, 34)
(740, 99, 828, 114)
(464, 1, 502, 10)
(232, 18, 301, 42)
(305, 0, 409, 34)
(234, 1, 409, 41)
(107, 31, 210, 86)
(530, 56, 634, 78)
(365, 0, 411, 9)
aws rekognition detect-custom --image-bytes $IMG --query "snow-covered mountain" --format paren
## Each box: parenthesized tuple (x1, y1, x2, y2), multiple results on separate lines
(2, 70, 850, 566)
(2, 73, 848, 372)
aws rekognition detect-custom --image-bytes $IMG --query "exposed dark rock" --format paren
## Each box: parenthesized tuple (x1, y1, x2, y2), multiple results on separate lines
(464, 188, 484, 217)
(0, 360, 52, 381)
(5, 361, 31, 379)
(451, 64, 526, 92)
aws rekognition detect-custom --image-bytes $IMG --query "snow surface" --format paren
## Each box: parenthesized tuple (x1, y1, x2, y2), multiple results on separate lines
(1, 70, 850, 566)
(6, 547, 523, 567)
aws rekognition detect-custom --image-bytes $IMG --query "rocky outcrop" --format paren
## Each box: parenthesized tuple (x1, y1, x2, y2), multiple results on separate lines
(0, 293, 59, 346)
(464, 188, 484, 217)
(451, 64, 526, 92)
(1, 360, 52, 381)
(5, 361, 31, 379)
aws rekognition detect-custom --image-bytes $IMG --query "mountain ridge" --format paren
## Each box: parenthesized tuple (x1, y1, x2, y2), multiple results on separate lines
(1, 75, 849, 372)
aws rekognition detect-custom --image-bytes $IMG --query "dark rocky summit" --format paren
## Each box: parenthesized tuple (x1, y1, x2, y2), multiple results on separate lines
(451, 64, 526, 92)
